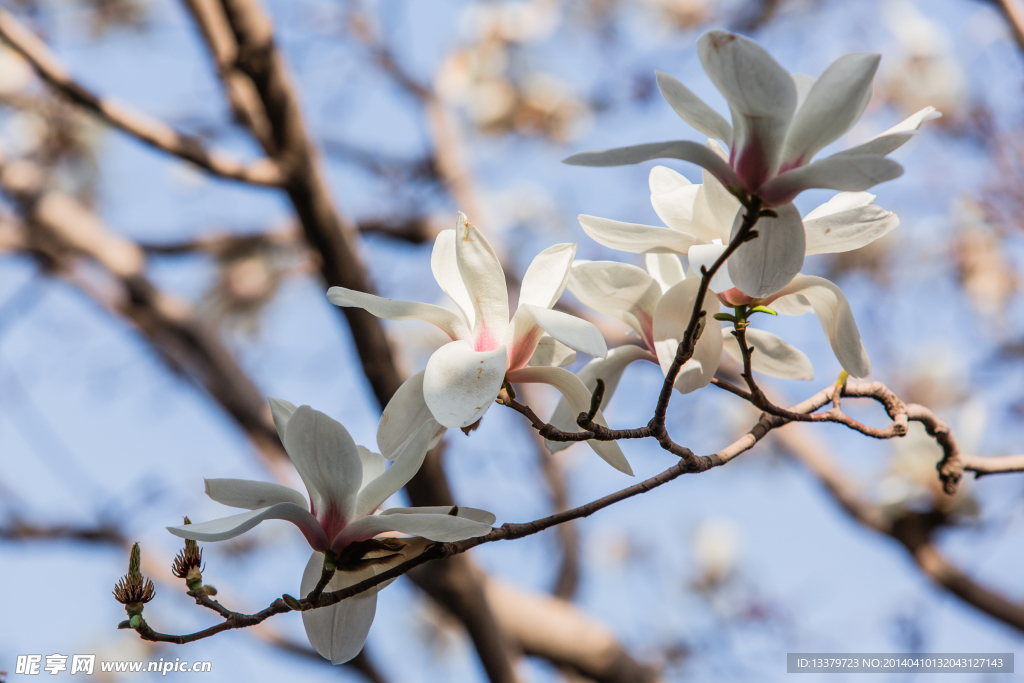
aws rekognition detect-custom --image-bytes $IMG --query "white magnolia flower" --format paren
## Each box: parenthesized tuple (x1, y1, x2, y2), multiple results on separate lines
(565, 29, 938, 297)
(580, 161, 899, 306)
(329, 212, 632, 475)
(547, 254, 820, 449)
(168, 399, 494, 664)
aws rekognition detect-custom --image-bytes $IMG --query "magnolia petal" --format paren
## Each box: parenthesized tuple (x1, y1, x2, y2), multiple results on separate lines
(268, 396, 297, 443)
(332, 512, 493, 550)
(167, 503, 328, 550)
(455, 213, 509, 349)
(833, 106, 941, 158)
(301, 552, 378, 665)
(327, 287, 470, 342)
(652, 279, 723, 394)
(545, 345, 657, 453)
(781, 53, 880, 167)
(686, 243, 735, 293)
(698, 30, 796, 189)
(377, 372, 445, 461)
(721, 327, 814, 380)
(564, 140, 744, 190)
(356, 446, 387, 492)
(803, 193, 899, 255)
(655, 70, 733, 144)
(769, 274, 871, 379)
(758, 154, 904, 206)
(700, 150, 742, 239)
(355, 420, 438, 519)
(578, 214, 700, 255)
(431, 229, 475, 328)
(646, 253, 686, 293)
(204, 478, 308, 511)
(803, 190, 876, 218)
(504, 306, 545, 372)
(727, 201, 805, 298)
(524, 305, 607, 359)
(649, 167, 724, 242)
(423, 341, 508, 429)
(528, 335, 577, 367)
(506, 366, 633, 475)
(380, 506, 497, 525)
(792, 73, 817, 110)
(568, 260, 662, 348)
(283, 406, 363, 526)
(520, 243, 576, 309)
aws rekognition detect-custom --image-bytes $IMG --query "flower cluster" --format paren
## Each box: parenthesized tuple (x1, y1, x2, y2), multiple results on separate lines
(166, 29, 936, 665)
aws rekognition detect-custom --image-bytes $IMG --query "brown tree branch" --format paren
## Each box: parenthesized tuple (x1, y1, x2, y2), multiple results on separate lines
(126, 396, 783, 643)
(0, 9, 284, 187)
(960, 454, 1024, 476)
(774, 425, 1024, 633)
(991, 0, 1024, 55)
(0, 157, 285, 465)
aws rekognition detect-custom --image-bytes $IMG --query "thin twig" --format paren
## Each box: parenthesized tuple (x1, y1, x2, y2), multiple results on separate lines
(0, 9, 284, 186)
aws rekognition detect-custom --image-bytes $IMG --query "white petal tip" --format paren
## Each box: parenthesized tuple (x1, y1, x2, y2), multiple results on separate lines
(326, 288, 354, 307)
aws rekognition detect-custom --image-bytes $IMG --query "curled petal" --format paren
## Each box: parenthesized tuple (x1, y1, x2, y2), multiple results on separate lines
(204, 478, 308, 511)
(803, 192, 899, 256)
(698, 30, 796, 189)
(528, 335, 577, 367)
(721, 327, 814, 380)
(301, 552, 378, 665)
(525, 305, 607, 359)
(355, 420, 438, 519)
(578, 214, 700, 256)
(568, 260, 662, 348)
(268, 396, 297, 443)
(700, 151, 742, 239)
(768, 274, 871, 379)
(652, 279, 723, 394)
(649, 166, 725, 242)
(546, 345, 656, 453)
(564, 140, 743, 191)
(504, 306, 545, 372)
(455, 213, 509, 350)
(332, 512, 493, 551)
(757, 155, 903, 207)
(506, 365, 633, 475)
(727, 202, 805, 298)
(327, 287, 469, 342)
(167, 503, 328, 551)
(781, 53, 880, 167)
(284, 406, 363, 526)
(377, 371, 446, 461)
(655, 70, 733, 144)
(687, 243, 735, 293)
(792, 73, 817, 109)
(431, 230, 475, 328)
(380, 506, 497, 525)
(423, 341, 508, 429)
(646, 253, 686, 293)
(356, 446, 386, 491)
(833, 106, 941, 158)
(520, 243, 576, 309)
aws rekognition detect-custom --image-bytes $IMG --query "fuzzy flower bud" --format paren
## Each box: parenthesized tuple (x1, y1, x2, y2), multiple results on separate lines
(113, 542, 155, 619)
(171, 517, 205, 591)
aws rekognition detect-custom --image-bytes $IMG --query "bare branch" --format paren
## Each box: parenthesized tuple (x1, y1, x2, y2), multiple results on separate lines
(0, 9, 284, 186)
(960, 454, 1024, 476)
(0, 158, 284, 463)
(990, 0, 1024, 56)
(775, 425, 1024, 633)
